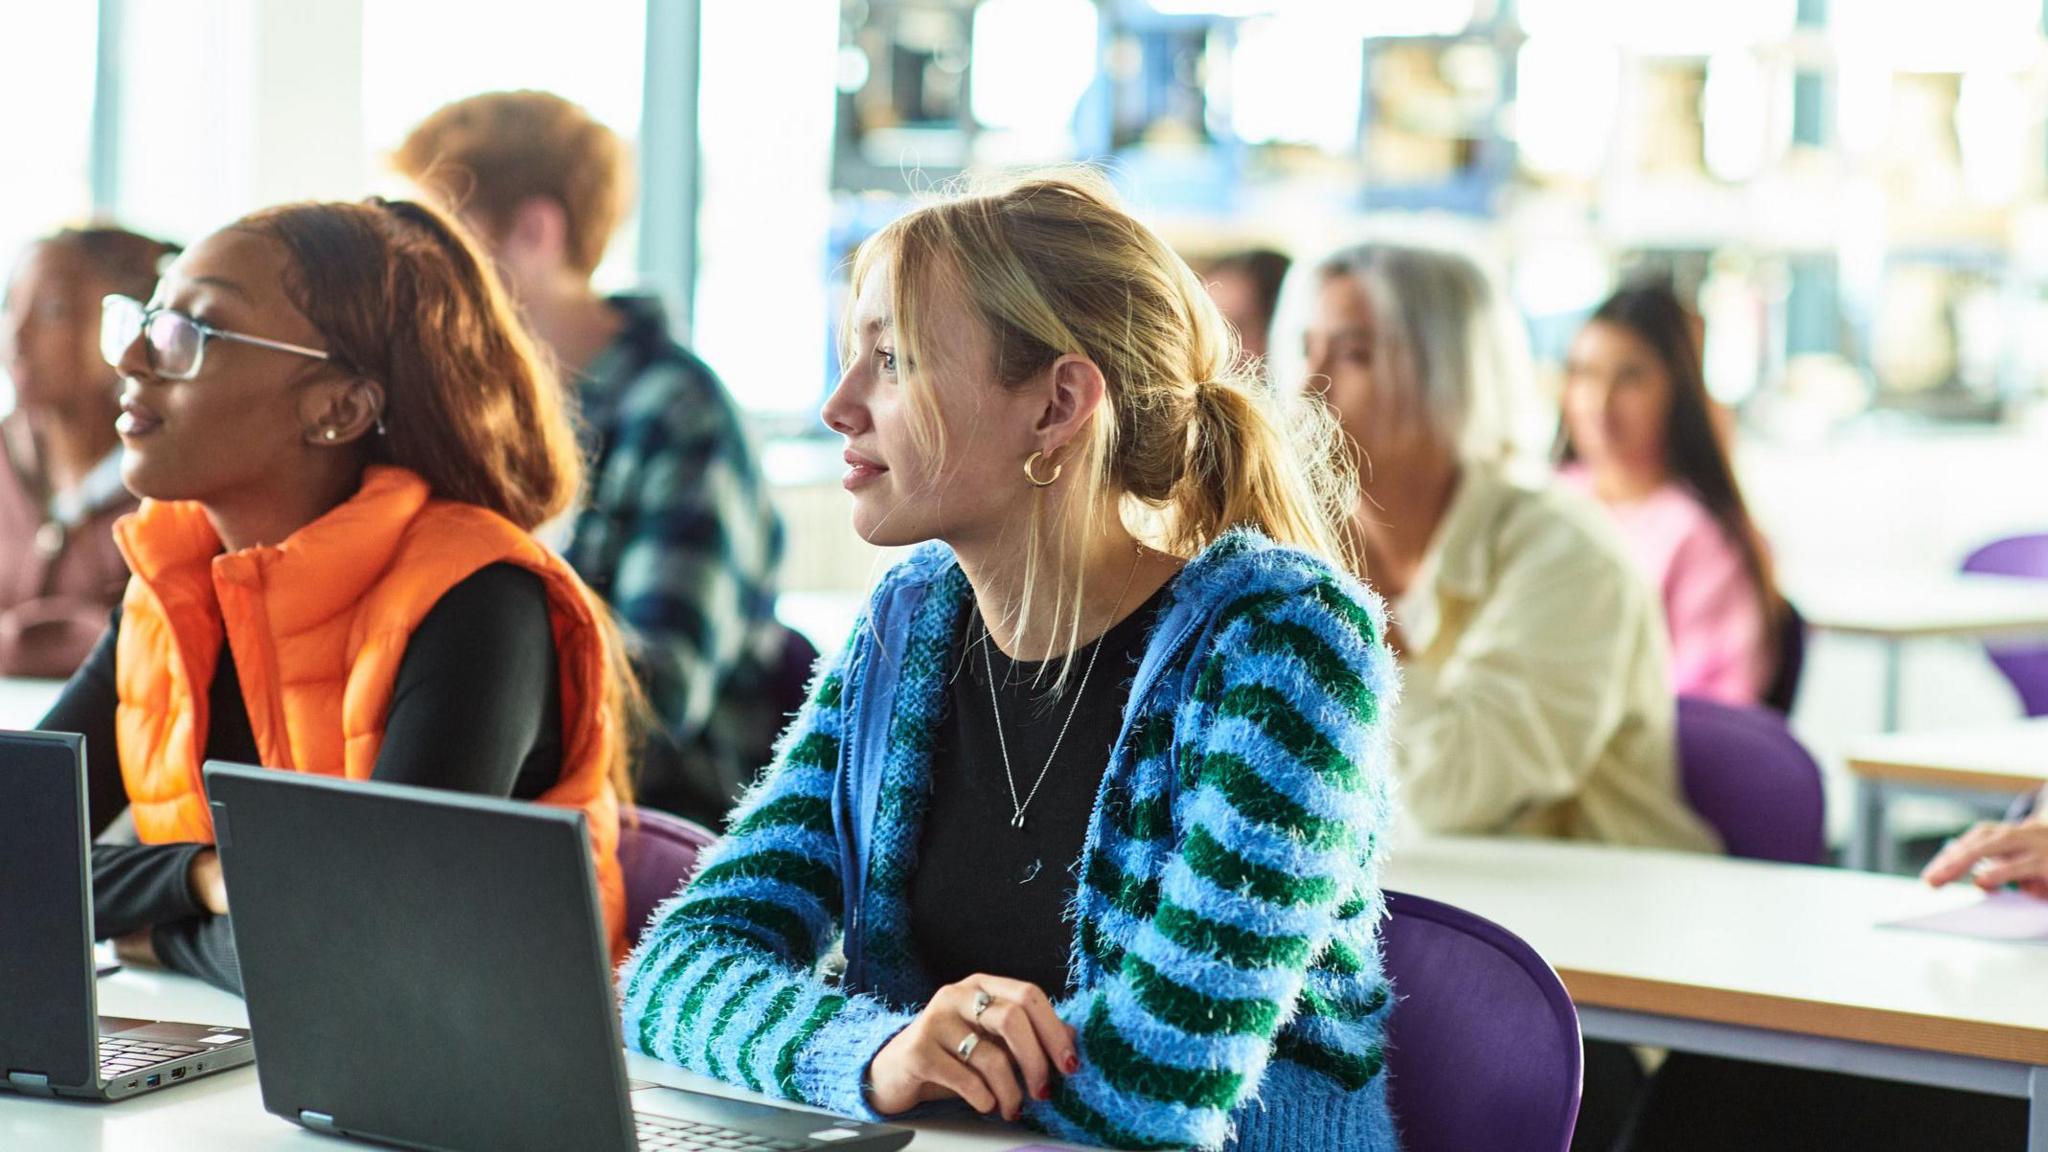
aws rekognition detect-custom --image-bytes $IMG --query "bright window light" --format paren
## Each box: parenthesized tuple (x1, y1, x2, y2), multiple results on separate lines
(361, 0, 645, 149)
(1831, 0, 2037, 72)
(1702, 50, 1772, 182)
(692, 0, 840, 418)
(1149, 0, 1473, 35)
(1514, 39, 1619, 177)
(969, 0, 1098, 135)
(1230, 15, 1363, 153)
(0, 4, 98, 414)
(1957, 69, 2026, 205)
(362, 0, 646, 287)
(1521, 0, 1793, 53)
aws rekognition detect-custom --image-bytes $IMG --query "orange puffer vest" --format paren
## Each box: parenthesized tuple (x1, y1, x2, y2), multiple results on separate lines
(112, 466, 626, 961)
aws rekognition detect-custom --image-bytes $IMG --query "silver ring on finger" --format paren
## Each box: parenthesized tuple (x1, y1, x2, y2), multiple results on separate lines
(955, 1031, 982, 1062)
(971, 989, 993, 1022)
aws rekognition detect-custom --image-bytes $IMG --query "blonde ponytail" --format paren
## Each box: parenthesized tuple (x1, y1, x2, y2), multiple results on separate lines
(1175, 374, 1357, 572)
(852, 167, 1357, 673)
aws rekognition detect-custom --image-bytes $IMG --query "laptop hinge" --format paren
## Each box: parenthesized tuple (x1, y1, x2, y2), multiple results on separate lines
(299, 1110, 339, 1133)
(5, 1071, 53, 1096)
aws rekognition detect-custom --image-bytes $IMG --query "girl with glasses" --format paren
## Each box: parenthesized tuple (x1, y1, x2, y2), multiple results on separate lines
(34, 197, 641, 991)
(620, 172, 1400, 1151)
(0, 227, 176, 677)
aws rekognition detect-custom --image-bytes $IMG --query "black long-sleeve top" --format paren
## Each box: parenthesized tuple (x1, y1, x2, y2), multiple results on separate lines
(909, 584, 1169, 995)
(40, 563, 564, 992)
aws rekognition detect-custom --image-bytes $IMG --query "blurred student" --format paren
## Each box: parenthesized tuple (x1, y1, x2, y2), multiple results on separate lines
(621, 172, 1401, 1150)
(0, 228, 176, 677)
(1559, 282, 1779, 706)
(395, 90, 788, 828)
(1200, 247, 1290, 367)
(36, 198, 636, 991)
(1303, 242, 1715, 852)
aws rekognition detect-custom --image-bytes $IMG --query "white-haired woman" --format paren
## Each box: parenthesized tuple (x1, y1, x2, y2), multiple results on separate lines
(1302, 241, 1714, 853)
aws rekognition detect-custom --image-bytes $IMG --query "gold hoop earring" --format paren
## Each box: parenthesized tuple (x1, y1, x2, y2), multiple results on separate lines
(1023, 450, 1062, 488)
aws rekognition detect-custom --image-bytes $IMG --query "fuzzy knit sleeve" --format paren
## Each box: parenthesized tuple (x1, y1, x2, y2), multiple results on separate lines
(616, 633, 916, 1119)
(1028, 576, 1399, 1150)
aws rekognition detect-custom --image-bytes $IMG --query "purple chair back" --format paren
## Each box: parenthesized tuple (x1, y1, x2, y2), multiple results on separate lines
(619, 807, 719, 947)
(1760, 597, 1806, 715)
(1382, 890, 1582, 1152)
(1675, 696, 1826, 864)
(1962, 535, 2048, 716)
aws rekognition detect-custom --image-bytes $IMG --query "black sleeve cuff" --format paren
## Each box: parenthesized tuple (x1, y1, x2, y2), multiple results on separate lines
(92, 842, 208, 939)
(149, 916, 242, 995)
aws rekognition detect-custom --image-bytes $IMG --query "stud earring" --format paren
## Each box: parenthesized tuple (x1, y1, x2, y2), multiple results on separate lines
(322, 428, 338, 442)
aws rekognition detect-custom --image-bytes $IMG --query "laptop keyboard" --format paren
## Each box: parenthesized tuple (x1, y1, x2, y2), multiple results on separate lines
(635, 1113, 810, 1150)
(98, 1036, 202, 1078)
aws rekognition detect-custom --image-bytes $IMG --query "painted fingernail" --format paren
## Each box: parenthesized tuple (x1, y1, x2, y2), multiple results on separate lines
(1036, 1084, 1052, 1101)
(1063, 1053, 1080, 1075)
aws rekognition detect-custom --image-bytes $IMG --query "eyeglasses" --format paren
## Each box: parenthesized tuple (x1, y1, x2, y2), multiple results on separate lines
(100, 294, 331, 382)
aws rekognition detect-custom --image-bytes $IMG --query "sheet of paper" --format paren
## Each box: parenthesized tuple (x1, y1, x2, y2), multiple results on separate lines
(1881, 891, 2048, 943)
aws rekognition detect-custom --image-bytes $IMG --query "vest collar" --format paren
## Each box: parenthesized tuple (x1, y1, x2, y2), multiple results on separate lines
(117, 466, 434, 635)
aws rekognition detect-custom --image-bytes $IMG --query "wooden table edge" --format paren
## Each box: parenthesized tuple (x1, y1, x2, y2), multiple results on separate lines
(1561, 970, 2048, 1066)
(1844, 758, 2048, 794)
(1807, 621, 2048, 641)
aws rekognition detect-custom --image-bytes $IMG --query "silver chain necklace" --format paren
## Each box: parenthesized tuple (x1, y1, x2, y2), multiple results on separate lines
(981, 550, 1141, 831)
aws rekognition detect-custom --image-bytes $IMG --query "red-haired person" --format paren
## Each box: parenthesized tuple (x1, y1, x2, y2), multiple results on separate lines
(396, 91, 787, 829)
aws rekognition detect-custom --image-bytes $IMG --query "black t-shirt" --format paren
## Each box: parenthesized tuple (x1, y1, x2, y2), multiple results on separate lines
(40, 563, 565, 992)
(909, 584, 1169, 996)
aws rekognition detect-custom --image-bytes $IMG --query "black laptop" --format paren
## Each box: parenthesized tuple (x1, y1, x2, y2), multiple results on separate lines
(203, 760, 914, 1152)
(0, 730, 254, 1100)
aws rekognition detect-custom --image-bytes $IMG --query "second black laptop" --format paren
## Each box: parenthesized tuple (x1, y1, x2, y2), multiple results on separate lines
(203, 761, 913, 1152)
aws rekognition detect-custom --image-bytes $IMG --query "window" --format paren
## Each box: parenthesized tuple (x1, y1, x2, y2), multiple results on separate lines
(0, 5, 98, 412)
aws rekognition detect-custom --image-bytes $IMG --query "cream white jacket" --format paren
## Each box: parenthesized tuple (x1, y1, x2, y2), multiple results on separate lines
(1391, 464, 1718, 852)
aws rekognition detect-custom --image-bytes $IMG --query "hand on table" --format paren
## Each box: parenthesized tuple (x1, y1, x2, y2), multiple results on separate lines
(187, 848, 228, 915)
(112, 929, 158, 968)
(865, 975, 1079, 1122)
(1922, 821, 2048, 899)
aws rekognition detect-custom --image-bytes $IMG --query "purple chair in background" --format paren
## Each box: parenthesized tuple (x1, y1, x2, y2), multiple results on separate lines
(1381, 891, 1582, 1152)
(1963, 534, 2048, 716)
(1759, 596, 1806, 715)
(618, 807, 719, 948)
(1676, 696, 1826, 865)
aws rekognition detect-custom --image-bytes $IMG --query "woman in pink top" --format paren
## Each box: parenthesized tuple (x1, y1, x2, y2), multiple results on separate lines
(0, 228, 175, 676)
(1559, 282, 1780, 706)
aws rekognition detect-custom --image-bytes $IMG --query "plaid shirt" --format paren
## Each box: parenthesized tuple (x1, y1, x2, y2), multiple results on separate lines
(564, 296, 786, 823)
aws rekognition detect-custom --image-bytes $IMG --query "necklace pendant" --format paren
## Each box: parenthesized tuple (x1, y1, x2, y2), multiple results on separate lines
(1010, 812, 1026, 830)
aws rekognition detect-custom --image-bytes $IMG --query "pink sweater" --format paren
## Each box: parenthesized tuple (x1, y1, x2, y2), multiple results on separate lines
(1562, 467, 1768, 705)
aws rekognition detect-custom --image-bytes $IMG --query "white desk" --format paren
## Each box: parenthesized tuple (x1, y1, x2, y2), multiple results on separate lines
(0, 969, 1077, 1151)
(1846, 719, 2048, 873)
(1799, 572, 2048, 732)
(1384, 836, 2048, 1151)
(0, 676, 63, 729)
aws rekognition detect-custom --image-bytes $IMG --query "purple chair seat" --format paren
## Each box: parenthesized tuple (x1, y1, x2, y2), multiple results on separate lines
(1676, 696, 1825, 864)
(619, 807, 719, 948)
(1382, 890, 1582, 1152)
(1963, 534, 2048, 716)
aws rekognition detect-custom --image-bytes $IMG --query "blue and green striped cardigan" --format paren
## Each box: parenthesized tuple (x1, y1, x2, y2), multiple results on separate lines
(618, 529, 1401, 1151)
